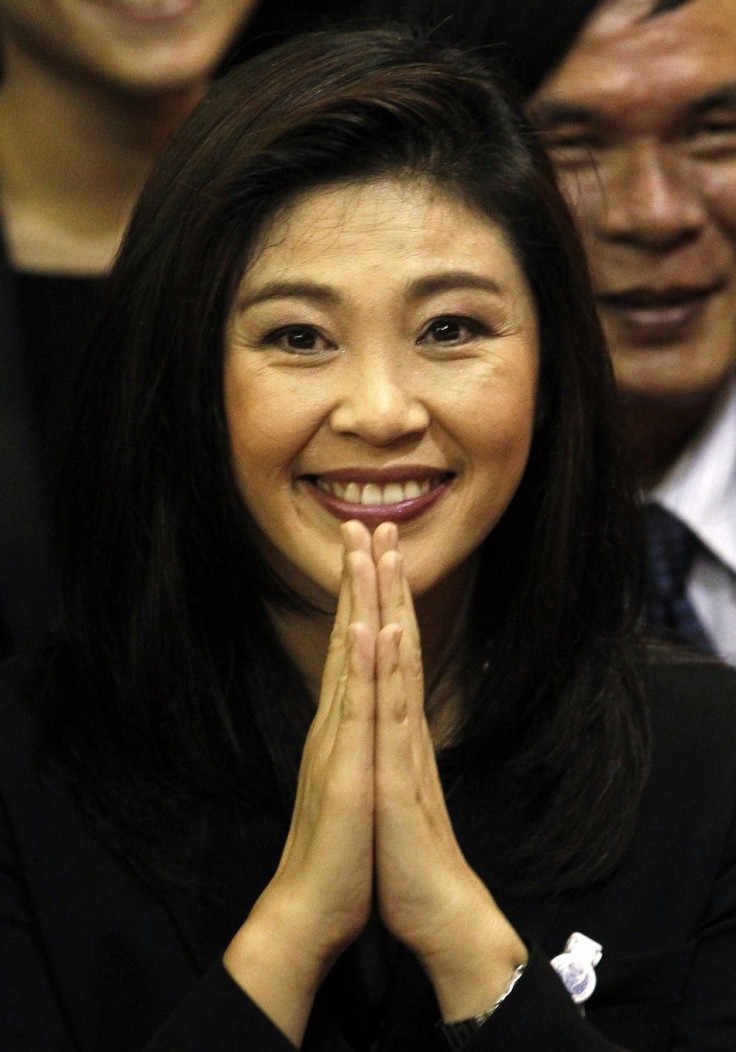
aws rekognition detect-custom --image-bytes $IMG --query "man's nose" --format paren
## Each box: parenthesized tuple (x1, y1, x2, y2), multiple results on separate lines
(328, 355, 430, 446)
(597, 141, 707, 251)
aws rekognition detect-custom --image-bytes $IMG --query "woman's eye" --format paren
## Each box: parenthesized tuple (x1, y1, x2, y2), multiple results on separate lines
(263, 325, 334, 354)
(418, 316, 486, 345)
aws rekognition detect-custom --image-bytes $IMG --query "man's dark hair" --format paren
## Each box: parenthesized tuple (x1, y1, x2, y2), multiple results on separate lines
(48, 26, 647, 899)
(364, 0, 695, 93)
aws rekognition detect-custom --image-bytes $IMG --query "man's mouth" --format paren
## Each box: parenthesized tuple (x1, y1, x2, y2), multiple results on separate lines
(303, 471, 453, 525)
(595, 282, 725, 341)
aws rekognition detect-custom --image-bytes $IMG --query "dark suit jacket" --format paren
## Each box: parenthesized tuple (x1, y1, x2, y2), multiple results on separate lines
(1, 656, 735, 1051)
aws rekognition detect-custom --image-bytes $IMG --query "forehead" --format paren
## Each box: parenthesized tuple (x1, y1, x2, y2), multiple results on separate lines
(245, 178, 523, 280)
(535, 0, 736, 128)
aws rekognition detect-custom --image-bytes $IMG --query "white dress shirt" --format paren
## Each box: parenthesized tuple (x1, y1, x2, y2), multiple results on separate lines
(647, 375, 736, 665)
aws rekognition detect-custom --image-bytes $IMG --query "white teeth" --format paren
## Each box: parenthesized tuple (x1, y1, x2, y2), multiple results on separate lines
(116, 0, 187, 14)
(361, 483, 383, 505)
(344, 481, 360, 503)
(383, 483, 404, 504)
(315, 477, 442, 505)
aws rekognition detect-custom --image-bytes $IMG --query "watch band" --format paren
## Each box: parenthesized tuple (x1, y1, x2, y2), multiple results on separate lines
(436, 962, 526, 1050)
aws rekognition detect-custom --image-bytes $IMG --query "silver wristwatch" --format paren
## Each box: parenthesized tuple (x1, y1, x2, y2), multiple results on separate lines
(436, 963, 526, 1050)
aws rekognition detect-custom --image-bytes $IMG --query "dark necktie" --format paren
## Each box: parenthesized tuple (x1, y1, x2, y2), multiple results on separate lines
(644, 503, 715, 654)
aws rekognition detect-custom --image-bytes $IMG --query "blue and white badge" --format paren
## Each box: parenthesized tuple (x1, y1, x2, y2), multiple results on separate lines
(551, 932, 603, 1005)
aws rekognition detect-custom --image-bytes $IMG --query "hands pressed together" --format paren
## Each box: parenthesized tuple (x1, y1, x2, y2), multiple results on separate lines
(224, 521, 527, 1046)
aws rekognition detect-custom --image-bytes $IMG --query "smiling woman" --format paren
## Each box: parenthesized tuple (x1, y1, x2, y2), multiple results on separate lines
(1, 24, 736, 1052)
(225, 178, 539, 603)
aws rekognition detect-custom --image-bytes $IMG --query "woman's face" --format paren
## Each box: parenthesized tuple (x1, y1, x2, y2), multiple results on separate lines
(0, 0, 257, 95)
(225, 178, 540, 604)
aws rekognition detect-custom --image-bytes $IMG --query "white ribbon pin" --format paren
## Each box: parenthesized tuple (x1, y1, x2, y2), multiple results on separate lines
(551, 932, 603, 1005)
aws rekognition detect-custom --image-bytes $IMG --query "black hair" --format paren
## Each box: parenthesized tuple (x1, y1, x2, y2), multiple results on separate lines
(362, 0, 695, 93)
(47, 26, 648, 898)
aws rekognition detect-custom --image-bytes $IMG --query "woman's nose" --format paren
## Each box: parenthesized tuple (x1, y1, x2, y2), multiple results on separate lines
(328, 357, 430, 446)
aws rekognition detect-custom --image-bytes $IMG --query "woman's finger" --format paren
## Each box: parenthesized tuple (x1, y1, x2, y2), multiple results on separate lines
(343, 518, 373, 558)
(319, 546, 352, 690)
(332, 621, 377, 757)
(377, 547, 424, 716)
(317, 525, 379, 742)
(319, 549, 378, 746)
(347, 543, 380, 637)
(319, 520, 375, 708)
(372, 521, 398, 564)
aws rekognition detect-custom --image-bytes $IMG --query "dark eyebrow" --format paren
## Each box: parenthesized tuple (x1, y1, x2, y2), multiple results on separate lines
(406, 271, 505, 300)
(528, 101, 598, 131)
(530, 85, 736, 132)
(236, 272, 506, 312)
(235, 280, 337, 313)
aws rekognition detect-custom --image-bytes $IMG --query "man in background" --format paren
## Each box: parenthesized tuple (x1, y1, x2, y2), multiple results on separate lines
(528, 0, 736, 662)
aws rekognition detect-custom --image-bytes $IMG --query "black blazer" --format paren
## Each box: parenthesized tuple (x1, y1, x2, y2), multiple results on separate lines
(1, 656, 735, 1051)
(0, 236, 58, 657)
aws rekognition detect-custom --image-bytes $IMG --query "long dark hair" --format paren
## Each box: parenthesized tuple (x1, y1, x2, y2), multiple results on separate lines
(47, 26, 647, 898)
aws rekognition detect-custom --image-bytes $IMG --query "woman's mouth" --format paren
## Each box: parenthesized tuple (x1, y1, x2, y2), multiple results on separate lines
(84, 0, 195, 23)
(303, 473, 453, 526)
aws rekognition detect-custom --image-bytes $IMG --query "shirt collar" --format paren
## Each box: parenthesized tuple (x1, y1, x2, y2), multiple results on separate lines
(647, 373, 736, 576)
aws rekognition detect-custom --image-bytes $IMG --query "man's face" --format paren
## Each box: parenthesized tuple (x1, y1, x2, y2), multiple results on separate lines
(530, 0, 736, 415)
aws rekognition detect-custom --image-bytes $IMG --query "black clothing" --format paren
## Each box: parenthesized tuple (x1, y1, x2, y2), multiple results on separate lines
(1, 655, 736, 1049)
(12, 270, 104, 491)
(0, 237, 105, 658)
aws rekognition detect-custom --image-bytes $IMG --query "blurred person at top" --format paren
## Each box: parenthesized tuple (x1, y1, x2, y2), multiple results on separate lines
(0, 0, 260, 659)
(379, 0, 736, 664)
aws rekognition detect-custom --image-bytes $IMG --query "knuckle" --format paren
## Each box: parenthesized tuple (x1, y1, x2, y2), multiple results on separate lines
(408, 652, 423, 683)
(341, 686, 370, 722)
(326, 633, 345, 659)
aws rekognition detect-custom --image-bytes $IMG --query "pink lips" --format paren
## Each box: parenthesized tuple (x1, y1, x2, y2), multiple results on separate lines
(84, 0, 195, 23)
(303, 471, 453, 528)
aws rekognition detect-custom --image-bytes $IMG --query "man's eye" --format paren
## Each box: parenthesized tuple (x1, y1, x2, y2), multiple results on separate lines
(540, 130, 600, 167)
(418, 316, 486, 345)
(688, 116, 736, 159)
